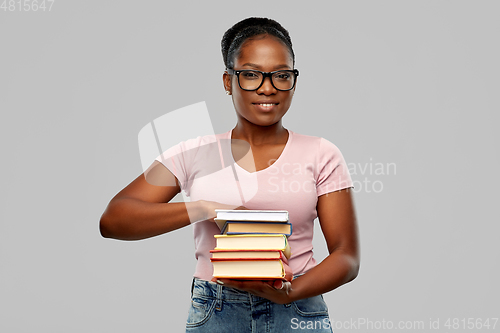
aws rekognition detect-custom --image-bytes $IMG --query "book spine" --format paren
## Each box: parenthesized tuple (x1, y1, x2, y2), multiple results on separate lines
(281, 260, 293, 282)
(225, 231, 292, 236)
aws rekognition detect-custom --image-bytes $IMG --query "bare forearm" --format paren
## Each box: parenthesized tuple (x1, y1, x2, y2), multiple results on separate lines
(288, 250, 359, 302)
(99, 198, 205, 241)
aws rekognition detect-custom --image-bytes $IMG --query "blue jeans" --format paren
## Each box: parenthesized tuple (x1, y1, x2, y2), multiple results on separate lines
(186, 277, 333, 332)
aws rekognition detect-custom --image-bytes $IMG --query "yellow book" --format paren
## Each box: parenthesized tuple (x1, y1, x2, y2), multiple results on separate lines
(211, 258, 293, 281)
(214, 234, 291, 259)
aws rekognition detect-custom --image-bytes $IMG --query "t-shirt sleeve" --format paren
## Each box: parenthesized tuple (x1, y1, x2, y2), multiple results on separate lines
(154, 141, 190, 194)
(316, 138, 353, 196)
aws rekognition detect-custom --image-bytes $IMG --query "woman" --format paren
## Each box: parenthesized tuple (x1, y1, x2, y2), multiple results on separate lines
(100, 17, 359, 332)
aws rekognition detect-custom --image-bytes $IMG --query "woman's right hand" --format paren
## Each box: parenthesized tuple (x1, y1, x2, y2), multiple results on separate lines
(198, 200, 248, 224)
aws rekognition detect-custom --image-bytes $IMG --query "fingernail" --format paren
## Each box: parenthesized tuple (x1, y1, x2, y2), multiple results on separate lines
(216, 280, 224, 285)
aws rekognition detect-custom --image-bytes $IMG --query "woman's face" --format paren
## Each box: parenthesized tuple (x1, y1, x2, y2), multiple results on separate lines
(224, 35, 296, 128)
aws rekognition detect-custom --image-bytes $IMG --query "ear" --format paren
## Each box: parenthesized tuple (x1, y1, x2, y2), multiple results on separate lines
(222, 71, 232, 94)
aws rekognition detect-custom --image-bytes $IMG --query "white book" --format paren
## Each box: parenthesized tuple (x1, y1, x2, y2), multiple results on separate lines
(215, 209, 289, 222)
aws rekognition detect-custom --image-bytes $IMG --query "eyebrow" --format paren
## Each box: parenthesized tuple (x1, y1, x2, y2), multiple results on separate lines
(240, 63, 292, 70)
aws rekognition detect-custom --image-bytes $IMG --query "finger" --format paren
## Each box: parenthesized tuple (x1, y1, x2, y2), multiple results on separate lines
(273, 280, 284, 289)
(219, 279, 269, 292)
(214, 278, 244, 289)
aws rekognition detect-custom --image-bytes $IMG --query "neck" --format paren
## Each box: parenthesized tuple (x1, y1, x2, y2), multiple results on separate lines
(232, 120, 288, 146)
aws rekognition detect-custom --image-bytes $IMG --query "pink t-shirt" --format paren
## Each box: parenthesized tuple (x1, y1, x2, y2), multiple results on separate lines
(156, 129, 353, 281)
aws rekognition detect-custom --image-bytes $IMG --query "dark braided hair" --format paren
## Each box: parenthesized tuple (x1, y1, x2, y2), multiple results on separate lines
(221, 17, 295, 70)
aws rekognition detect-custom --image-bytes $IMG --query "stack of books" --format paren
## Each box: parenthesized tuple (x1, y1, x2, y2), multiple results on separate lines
(211, 210, 293, 281)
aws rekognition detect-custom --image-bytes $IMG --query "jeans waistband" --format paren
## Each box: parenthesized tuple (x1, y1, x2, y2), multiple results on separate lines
(190, 273, 305, 302)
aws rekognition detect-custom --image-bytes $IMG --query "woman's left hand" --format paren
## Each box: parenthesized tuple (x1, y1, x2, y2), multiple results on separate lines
(210, 278, 293, 304)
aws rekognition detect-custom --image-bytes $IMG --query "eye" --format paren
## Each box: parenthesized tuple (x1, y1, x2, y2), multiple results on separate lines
(274, 71, 291, 80)
(241, 71, 261, 80)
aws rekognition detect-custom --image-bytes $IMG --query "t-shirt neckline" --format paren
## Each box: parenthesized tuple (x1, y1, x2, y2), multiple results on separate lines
(227, 128, 293, 174)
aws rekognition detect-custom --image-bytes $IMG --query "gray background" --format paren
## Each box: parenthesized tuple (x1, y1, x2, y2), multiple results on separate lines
(1, 1, 499, 332)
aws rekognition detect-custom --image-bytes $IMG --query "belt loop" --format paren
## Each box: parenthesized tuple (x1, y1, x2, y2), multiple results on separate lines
(190, 278, 195, 297)
(215, 283, 223, 311)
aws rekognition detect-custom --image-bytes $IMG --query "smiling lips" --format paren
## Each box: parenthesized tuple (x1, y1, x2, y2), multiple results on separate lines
(253, 101, 279, 111)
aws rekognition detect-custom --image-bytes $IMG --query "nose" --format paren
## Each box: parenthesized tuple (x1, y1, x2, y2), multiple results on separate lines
(257, 76, 277, 95)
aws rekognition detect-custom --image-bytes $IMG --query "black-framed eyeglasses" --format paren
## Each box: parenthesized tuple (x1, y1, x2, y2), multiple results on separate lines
(227, 68, 299, 91)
